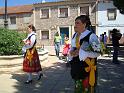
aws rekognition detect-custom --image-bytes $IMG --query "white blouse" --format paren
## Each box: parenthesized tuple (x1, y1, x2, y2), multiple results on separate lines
(22, 31, 36, 53)
(69, 30, 100, 61)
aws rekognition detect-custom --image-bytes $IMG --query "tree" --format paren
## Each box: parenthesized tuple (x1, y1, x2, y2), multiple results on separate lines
(113, 0, 124, 14)
(0, 28, 26, 55)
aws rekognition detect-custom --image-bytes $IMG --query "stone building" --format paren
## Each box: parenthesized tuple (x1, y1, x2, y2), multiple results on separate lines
(0, 5, 33, 32)
(0, 0, 97, 46)
(33, 0, 97, 46)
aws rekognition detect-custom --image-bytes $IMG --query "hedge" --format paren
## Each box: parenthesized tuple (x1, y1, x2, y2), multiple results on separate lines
(0, 28, 26, 55)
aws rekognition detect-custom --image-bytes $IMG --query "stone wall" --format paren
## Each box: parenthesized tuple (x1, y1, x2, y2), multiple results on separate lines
(34, 1, 96, 46)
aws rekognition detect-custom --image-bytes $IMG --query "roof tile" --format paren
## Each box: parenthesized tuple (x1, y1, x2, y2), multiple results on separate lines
(0, 5, 33, 15)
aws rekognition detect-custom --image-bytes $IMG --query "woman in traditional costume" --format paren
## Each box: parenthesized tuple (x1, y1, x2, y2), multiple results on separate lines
(69, 15, 101, 93)
(22, 25, 43, 84)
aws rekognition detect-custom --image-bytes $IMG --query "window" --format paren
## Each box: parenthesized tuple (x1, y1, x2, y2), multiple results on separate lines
(41, 31, 49, 39)
(107, 9, 116, 20)
(23, 14, 31, 24)
(108, 30, 115, 43)
(10, 16, 16, 24)
(40, 9, 49, 19)
(0, 16, 4, 25)
(59, 8, 68, 18)
(80, 6, 89, 15)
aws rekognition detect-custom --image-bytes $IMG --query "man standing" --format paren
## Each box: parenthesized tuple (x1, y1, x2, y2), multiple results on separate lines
(54, 32, 62, 58)
(104, 32, 108, 47)
(111, 29, 122, 64)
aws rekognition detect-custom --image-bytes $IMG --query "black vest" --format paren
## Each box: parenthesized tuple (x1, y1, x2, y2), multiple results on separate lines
(72, 32, 92, 50)
(28, 34, 36, 49)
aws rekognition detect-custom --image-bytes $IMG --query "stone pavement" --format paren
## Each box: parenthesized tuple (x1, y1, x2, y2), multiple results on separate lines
(96, 55, 124, 93)
(0, 46, 124, 93)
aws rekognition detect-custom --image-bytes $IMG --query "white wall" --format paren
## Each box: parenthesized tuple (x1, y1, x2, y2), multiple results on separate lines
(97, 1, 124, 37)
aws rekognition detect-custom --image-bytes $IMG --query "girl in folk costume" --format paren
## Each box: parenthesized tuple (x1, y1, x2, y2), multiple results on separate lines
(22, 25, 43, 84)
(62, 34, 70, 56)
(69, 15, 101, 93)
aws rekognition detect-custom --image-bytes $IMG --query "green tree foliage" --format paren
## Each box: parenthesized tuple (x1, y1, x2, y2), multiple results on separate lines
(0, 28, 26, 55)
(113, 0, 124, 14)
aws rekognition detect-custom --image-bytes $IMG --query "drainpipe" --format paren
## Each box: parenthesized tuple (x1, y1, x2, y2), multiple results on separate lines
(33, 7, 36, 27)
(91, 0, 99, 12)
(91, 0, 99, 35)
(96, 0, 99, 35)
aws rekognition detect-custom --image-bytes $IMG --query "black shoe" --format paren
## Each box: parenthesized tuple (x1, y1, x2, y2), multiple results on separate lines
(66, 63, 70, 67)
(37, 73, 43, 80)
(113, 61, 120, 64)
(24, 80, 32, 84)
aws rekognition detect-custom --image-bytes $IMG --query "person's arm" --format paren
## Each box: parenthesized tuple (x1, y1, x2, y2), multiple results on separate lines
(87, 33, 101, 56)
(79, 34, 100, 61)
(60, 36, 62, 45)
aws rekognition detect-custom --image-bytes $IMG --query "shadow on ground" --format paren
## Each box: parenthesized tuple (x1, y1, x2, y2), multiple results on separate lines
(97, 58, 124, 93)
(10, 55, 124, 93)
(103, 50, 124, 58)
(11, 61, 74, 93)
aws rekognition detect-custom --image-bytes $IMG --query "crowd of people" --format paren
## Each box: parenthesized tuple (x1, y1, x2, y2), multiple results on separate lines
(99, 29, 122, 64)
(20, 14, 122, 93)
(99, 32, 108, 47)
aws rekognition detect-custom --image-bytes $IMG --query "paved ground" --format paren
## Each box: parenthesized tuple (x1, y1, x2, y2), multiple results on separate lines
(97, 56, 124, 93)
(0, 46, 124, 93)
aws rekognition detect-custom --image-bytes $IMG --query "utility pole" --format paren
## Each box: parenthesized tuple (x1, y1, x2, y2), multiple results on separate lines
(4, 0, 8, 28)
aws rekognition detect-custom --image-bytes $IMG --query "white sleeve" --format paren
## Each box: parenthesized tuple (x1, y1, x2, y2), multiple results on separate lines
(89, 34, 100, 44)
(79, 34, 100, 61)
(25, 35, 36, 49)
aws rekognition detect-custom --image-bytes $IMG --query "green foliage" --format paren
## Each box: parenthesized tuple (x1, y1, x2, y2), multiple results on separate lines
(0, 28, 26, 55)
(113, 0, 124, 14)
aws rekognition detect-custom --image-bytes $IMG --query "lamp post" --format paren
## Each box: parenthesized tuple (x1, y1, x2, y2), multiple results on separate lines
(4, 0, 8, 28)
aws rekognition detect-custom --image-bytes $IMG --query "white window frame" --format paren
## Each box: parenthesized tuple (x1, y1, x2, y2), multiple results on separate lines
(58, 6, 70, 18)
(10, 16, 16, 25)
(0, 16, 4, 25)
(78, 4, 91, 16)
(107, 8, 117, 20)
(40, 30, 51, 40)
(40, 7, 51, 19)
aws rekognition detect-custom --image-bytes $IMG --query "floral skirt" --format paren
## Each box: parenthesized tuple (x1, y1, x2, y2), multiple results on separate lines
(23, 48, 42, 72)
(74, 79, 97, 93)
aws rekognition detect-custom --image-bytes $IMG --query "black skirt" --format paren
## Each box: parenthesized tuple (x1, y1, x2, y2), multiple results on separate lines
(70, 56, 89, 80)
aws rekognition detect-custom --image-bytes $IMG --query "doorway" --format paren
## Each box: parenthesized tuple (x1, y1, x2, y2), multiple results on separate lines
(60, 27, 69, 45)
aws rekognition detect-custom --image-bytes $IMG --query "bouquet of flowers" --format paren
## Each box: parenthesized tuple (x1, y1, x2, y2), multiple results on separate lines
(83, 41, 102, 54)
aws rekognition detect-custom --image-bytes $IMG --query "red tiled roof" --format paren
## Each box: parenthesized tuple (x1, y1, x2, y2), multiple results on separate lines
(0, 5, 33, 15)
(34, 0, 96, 7)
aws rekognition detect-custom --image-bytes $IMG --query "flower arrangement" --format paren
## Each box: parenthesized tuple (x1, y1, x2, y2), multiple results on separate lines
(84, 41, 102, 54)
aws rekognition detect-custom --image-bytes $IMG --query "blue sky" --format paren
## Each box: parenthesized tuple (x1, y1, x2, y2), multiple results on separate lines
(0, 0, 61, 7)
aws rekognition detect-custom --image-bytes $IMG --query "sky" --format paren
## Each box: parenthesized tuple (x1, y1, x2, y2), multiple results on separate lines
(0, 0, 62, 7)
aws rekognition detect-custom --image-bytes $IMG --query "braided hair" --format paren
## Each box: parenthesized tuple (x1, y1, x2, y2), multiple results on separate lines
(75, 15, 94, 33)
